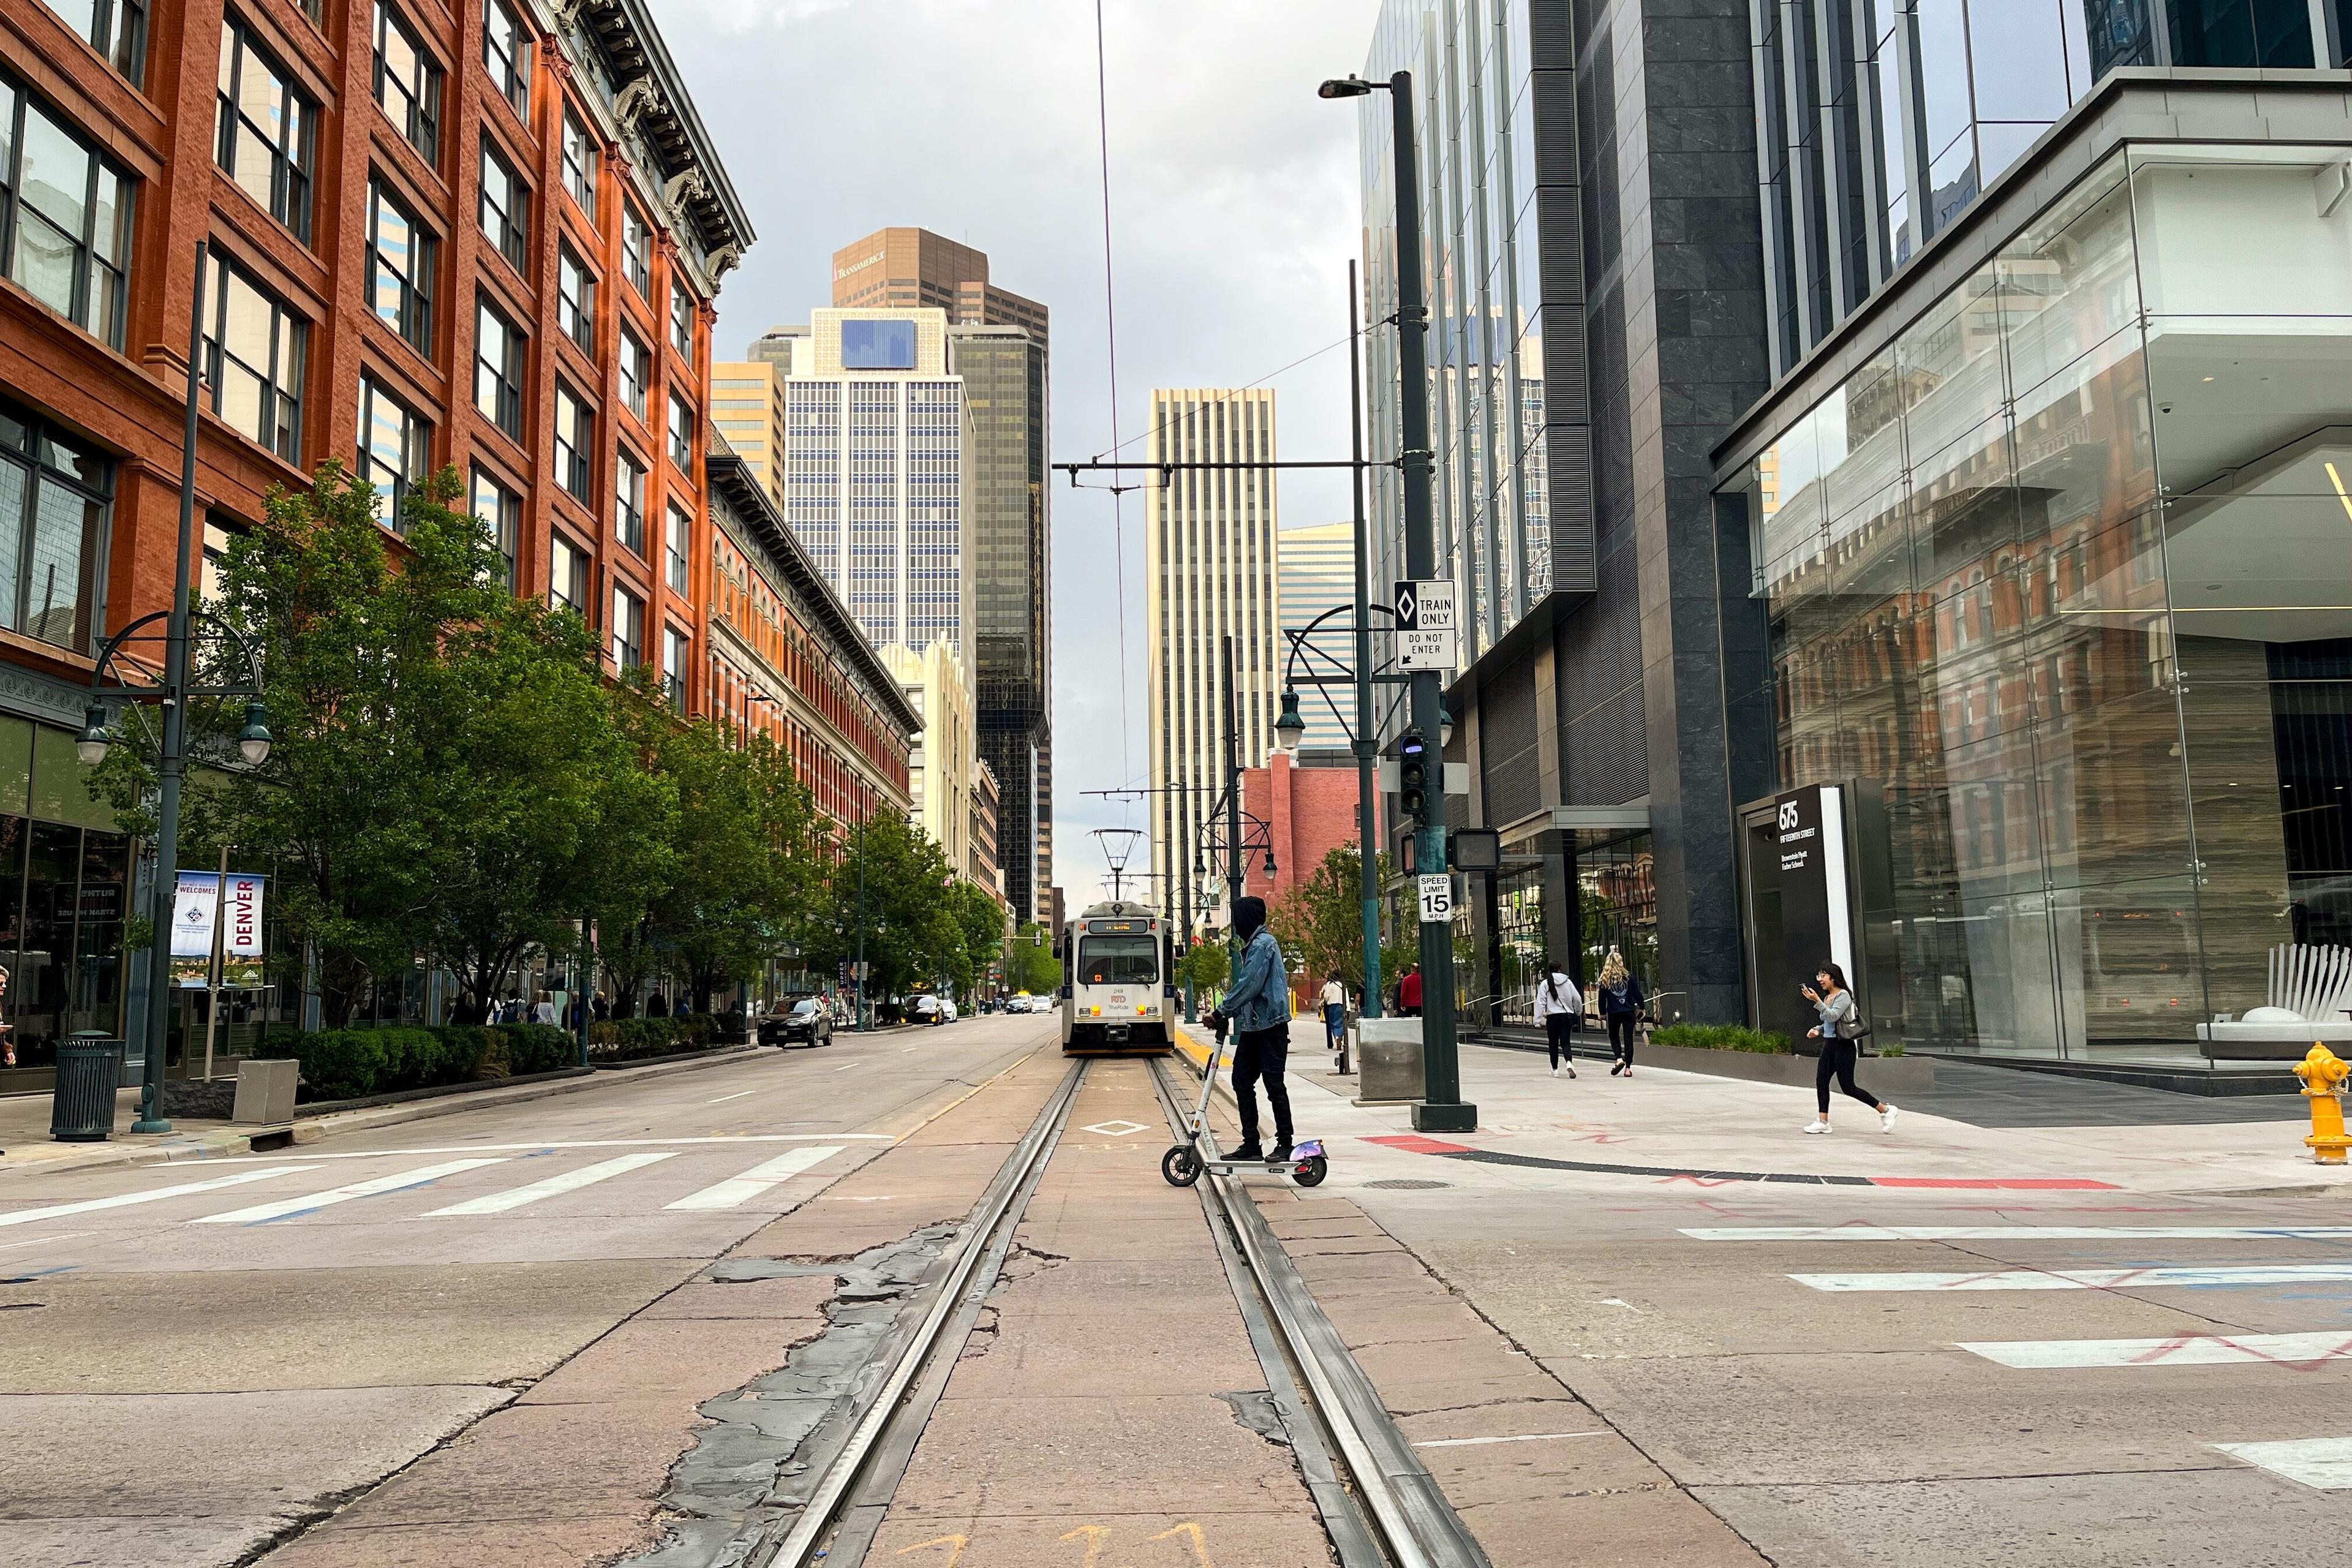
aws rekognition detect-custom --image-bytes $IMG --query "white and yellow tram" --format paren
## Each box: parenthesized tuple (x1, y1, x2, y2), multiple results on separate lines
(1057, 900, 1174, 1055)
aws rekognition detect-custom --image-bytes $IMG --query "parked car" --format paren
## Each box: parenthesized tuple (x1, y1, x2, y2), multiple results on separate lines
(760, 998, 834, 1049)
(913, 994, 959, 1025)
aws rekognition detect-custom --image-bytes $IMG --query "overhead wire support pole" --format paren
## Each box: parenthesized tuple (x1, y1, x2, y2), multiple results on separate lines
(1349, 258, 1382, 1030)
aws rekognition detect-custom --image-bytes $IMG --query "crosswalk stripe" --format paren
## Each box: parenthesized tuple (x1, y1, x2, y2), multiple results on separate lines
(663, 1145, 843, 1211)
(192, 1159, 508, 1225)
(0, 1166, 307, 1227)
(423, 1152, 679, 1216)
(2214, 1437, 2352, 1489)
(1683, 1226, 2352, 1242)
(1958, 1332, 2352, 1369)
(1796, 1262, 2352, 1292)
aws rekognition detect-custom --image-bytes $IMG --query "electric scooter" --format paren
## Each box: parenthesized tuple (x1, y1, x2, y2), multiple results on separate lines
(1161, 1014, 1328, 1189)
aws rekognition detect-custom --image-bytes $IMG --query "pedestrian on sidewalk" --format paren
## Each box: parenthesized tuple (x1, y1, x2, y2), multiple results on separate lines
(1320, 972, 1348, 1057)
(1398, 964, 1423, 1017)
(1534, 959, 1580, 1077)
(1205, 894, 1294, 1163)
(1801, 962, 1898, 1135)
(532, 990, 557, 1027)
(1599, 949, 1645, 1076)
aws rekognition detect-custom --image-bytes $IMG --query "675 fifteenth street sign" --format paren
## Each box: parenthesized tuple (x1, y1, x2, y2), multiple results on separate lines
(1394, 578, 1459, 670)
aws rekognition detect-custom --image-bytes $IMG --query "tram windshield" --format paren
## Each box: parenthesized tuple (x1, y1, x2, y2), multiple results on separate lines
(1078, 935, 1158, 986)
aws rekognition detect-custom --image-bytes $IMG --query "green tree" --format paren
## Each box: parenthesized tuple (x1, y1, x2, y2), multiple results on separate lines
(1270, 846, 1403, 1004)
(801, 810, 959, 1006)
(944, 879, 1006, 1002)
(1175, 933, 1232, 1002)
(1003, 921, 1062, 994)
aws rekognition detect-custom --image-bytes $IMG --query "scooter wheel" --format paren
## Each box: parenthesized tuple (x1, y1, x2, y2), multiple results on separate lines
(1293, 1155, 1329, 1188)
(1161, 1145, 1203, 1187)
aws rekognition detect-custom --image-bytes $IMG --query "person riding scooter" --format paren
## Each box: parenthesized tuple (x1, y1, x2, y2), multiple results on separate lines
(1204, 895, 1293, 1164)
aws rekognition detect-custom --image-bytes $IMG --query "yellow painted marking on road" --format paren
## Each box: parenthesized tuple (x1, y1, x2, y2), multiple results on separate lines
(895, 1536, 967, 1568)
(1061, 1524, 1110, 1567)
(1150, 1522, 1215, 1568)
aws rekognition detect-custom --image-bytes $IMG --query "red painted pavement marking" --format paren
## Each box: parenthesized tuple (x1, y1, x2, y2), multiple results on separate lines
(1871, 1177, 2119, 1190)
(1362, 1134, 1476, 1155)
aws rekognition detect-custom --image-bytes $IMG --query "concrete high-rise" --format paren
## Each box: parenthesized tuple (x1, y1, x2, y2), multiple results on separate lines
(951, 323, 1053, 923)
(780, 309, 968, 663)
(1275, 522, 1357, 753)
(832, 228, 1050, 343)
(1145, 389, 1281, 932)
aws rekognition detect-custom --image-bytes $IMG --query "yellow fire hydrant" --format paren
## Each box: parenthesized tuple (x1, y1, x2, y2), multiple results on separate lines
(2294, 1044, 2351, 1165)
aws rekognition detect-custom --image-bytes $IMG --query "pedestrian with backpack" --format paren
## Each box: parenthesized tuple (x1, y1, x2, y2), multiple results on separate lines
(1533, 959, 1580, 1077)
(1801, 962, 1897, 1135)
(1597, 949, 1645, 1076)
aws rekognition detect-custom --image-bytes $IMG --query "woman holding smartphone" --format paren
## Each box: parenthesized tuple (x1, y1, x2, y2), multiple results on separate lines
(1801, 963, 1896, 1135)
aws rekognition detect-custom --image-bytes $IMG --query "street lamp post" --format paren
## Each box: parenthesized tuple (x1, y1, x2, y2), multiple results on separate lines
(853, 814, 869, 1031)
(1320, 69, 1475, 1131)
(76, 240, 272, 1134)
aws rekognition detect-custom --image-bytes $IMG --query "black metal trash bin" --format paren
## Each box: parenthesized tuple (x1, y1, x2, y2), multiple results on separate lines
(49, 1035, 124, 1142)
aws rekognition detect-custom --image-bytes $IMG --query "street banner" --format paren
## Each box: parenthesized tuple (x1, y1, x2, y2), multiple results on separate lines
(171, 871, 270, 986)
(171, 873, 221, 958)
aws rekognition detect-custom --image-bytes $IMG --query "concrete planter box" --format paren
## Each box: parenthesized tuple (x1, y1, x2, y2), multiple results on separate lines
(1625, 1038, 1936, 1093)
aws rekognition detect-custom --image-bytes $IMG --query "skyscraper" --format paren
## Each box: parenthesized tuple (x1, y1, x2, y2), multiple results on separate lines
(710, 359, 788, 509)
(780, 309, 969, 663)
(1275, 522, 1358, 753)
(1145, 389, 1281, 930)
(832, 227, 1050, 342)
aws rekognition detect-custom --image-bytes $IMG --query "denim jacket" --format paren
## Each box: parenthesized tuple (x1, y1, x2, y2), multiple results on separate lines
(1225, 927, 1289, 1032)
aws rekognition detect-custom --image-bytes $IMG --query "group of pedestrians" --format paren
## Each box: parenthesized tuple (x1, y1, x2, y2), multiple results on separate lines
(1530, 946, 1646, 1079)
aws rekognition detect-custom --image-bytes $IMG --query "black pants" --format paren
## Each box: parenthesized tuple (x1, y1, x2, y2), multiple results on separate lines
(1816, 1038, 1879, 1115)
(1232, 1025, 1292, 1147)
(1607, 1013, 1637, 1066)
(1545, 1013, 1577, 1069)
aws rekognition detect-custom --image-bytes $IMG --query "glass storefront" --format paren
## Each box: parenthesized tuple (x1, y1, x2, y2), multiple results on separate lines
(1580, 832, 1657, 1009)
(1725, 143, 2352, 1066)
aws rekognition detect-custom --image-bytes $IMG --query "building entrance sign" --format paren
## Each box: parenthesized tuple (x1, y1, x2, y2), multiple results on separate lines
(1771, 785, 1853, 1031)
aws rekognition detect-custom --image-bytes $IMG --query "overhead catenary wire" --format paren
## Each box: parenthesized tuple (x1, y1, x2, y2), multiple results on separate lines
(1090, 0, 1133, 821)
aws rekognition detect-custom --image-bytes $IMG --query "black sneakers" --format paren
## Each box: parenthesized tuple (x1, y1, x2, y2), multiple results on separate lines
(1230, 1143, 1264, 1162)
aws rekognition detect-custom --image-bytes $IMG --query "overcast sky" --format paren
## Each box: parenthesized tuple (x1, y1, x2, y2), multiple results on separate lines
(654, 0, 1384, 910)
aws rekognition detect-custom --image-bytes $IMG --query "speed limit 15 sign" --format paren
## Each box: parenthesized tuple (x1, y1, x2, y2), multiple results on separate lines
(1417, 873, 1454, 924)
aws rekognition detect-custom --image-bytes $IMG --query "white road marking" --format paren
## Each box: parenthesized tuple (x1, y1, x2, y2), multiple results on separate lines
(424, 1152, 679, 1216)
(1798, 1263, 2352, 1292)
(1958, 1332, 2352, 1369)
(193, 1159, 508, 1224)
(707, 1090, 756, 1104)
(0, 1231, 90, 1253)
(2214, 1437, 2352, 1489)
(1684, 1226, 2352, 1242)
(665, 1146, 845, 1211)
(834, 1063, 857, 1071)
(194, 1134, 892, 1164)
(1080, 1120, 1150, 1137)
(0, 1167, 307, 1227)
(1412, 1431, 1609, 1450)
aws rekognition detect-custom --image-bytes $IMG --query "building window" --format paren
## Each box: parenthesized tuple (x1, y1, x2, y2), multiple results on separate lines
(215, 21, 310, 239)
(372, 0, 440, 165)
(548, 530, 587, 611)
(665, 500, 690, 592)
(622, 202, 650, 296)
(478, 138, 527, 271)
(470, 465, 518, 586)
(615, 447, 644, 554)
(481, 0, 528, 118)
(611, 584, 643, 669)
(366, 178, 434, 355)
(560, 106, 595, 219)
(557, 243, 594, 354)
(47, 0, 145, 80)
(356, 374, 429, 529)
(663, 623, 689, 709)
(668, 392, 693, 469)
(473, 296, 523, 440)
(619, 328, 649, 419)
(1, 81, 134, 349)
(669, 279, 694, 356)
(202, 257, 303, 462)
(0, 395, 108, 652)
(553, 380, 591, 502)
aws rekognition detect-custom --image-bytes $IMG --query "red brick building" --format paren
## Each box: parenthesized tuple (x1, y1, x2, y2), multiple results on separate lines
(1242, 751, 1377, 907)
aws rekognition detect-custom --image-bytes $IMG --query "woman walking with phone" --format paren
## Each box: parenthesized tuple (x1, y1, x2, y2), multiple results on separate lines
(1533, 959, 1579, 1078)
(1802, 962, 1897, 1135)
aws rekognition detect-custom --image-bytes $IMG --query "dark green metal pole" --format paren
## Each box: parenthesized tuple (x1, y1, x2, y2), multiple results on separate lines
(1349, 258, 1381, 1032)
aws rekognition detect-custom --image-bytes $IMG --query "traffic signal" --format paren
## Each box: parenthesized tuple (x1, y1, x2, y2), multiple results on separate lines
(1397, 728, 1429, 827)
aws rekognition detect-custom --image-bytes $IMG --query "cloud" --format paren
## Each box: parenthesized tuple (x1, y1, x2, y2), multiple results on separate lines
(651, 0, 1382, 905)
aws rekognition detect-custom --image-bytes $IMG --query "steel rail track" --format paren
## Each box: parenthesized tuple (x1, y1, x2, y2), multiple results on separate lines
(1146, 1053, 1493, 1568)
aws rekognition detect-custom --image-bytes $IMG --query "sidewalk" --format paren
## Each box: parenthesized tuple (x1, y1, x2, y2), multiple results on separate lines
(1177, 1018, 2351, 1197)
(0, 1045, 767, 1180)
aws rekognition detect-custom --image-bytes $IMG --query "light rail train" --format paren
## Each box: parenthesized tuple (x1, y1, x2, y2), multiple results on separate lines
(1057, 900, 1175, 1055)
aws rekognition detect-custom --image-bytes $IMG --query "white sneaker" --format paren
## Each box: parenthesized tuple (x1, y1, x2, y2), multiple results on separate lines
(1551, 1064, 1561, 1077)
(1801, 1120, 1830, 1134)
(1880, 1104, 1900, 1133)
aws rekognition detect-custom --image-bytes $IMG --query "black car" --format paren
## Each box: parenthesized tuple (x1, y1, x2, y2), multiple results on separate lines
(760, 998, 834, 1049)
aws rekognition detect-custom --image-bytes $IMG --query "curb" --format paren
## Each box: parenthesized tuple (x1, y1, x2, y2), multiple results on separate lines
(0, 1044, 766, 1180)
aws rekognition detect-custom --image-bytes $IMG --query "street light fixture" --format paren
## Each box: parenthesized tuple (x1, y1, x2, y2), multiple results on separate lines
(1439, 703, 1454, 750)
(1317, 75, 1379, 98)
(238, 702, 273, 767)
(1275, 689, 1306, 752)
(76, 702, 111, 767)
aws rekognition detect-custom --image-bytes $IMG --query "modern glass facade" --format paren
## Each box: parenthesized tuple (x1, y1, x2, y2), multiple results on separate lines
(1724, 140, 2352, 1065)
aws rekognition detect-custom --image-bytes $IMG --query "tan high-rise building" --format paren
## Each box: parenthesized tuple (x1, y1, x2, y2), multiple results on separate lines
(831, 228, 1049, 344)
(710, 360, 789, 510)
(1145, 389, 1281, 932)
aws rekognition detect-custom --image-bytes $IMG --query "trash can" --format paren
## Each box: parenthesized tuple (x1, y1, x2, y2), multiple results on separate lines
(50, 1035, 125, 1142)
